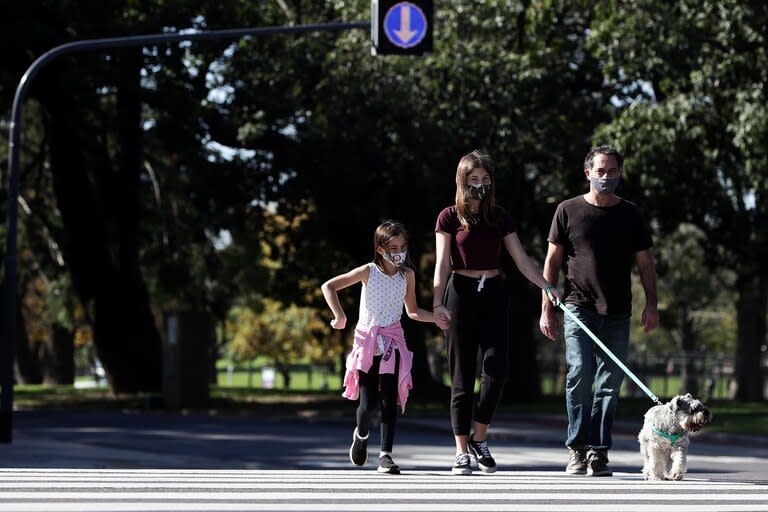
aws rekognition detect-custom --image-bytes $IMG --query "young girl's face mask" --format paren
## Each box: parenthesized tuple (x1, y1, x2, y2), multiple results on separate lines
(384, 251, 407, 266)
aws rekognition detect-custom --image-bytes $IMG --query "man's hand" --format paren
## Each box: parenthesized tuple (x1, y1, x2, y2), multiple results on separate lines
(539, 309, 560, 341)
(641, 304, 659, 333)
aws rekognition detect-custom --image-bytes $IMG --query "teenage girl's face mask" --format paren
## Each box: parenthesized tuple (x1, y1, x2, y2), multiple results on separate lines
(384, 251, 407, 266)
(466, 183, 491, 201)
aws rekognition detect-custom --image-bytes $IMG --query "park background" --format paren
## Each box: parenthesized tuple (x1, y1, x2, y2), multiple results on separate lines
(0, 1, 766, 427)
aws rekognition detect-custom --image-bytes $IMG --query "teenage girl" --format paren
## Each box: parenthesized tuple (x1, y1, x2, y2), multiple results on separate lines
(433, 149, 560, 475)
(322, 220, 449, 474)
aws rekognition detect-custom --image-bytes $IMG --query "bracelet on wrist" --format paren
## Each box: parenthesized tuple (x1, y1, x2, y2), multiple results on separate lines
(544, 284, 554, 294)
(433, 304, 443, 309)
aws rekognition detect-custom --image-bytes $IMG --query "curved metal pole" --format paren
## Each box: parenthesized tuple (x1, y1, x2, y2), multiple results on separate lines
(1, 21, 369, 443)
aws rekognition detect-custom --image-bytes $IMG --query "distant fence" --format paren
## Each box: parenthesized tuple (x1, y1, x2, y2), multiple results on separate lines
(217, 362, 338, 390)
(216, 351, 765, 400)
(537, 350, 767, 401)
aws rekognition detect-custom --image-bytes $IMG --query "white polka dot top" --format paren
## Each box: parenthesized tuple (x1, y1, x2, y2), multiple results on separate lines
(358, 262, 407, 330)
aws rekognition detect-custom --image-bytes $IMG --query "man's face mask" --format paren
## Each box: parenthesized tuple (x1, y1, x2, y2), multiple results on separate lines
(384, 251, 407, 266)
(466, 183, 491, 201)
(590, 175, 620, 195)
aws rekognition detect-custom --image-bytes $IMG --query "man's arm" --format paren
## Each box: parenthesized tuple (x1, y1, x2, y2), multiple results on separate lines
(636, 248, 659, 333)
(539, 242, 564, 340)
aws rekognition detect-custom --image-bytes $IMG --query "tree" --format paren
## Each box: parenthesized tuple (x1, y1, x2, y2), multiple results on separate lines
(654, 223, 736, 394)
(226, 299, 339, 388)
(588, 0, 768, 400)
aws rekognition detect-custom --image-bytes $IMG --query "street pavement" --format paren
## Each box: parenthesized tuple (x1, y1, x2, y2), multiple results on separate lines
(0, 408, 766, 511)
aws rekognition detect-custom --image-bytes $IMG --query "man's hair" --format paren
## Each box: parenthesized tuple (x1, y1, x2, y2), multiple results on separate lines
(584, 144, 624, 171)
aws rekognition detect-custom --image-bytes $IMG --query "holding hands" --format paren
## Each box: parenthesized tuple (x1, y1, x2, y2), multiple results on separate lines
(433, 305, 452, 330)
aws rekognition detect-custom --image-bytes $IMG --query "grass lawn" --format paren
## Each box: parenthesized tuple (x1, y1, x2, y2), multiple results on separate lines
(12, 384, 768, 437)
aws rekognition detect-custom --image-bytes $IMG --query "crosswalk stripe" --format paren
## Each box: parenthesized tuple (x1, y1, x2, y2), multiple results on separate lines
(0, 469, 764, 512)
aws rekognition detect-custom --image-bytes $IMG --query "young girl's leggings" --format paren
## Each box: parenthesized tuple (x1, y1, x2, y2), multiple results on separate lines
(357, 351, 400, 453)
(444, 273, 509, 436)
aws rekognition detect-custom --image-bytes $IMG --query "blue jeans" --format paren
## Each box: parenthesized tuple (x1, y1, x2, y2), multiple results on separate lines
(563, 304, 630, 452)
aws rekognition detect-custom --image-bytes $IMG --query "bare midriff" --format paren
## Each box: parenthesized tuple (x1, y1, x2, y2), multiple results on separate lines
(454, 269, 501, 279)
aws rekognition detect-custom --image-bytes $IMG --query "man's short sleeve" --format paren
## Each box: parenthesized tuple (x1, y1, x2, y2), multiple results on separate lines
(548, 203, 567, 246)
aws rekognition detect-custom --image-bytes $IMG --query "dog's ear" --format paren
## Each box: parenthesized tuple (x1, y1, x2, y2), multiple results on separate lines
(671, 396, 683, 411)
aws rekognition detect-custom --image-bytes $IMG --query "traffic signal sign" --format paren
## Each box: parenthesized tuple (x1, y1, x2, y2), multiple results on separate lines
(371, 0, 433, 56)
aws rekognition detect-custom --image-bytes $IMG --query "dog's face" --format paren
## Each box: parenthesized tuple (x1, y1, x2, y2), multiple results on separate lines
(671, 393, 711, 433)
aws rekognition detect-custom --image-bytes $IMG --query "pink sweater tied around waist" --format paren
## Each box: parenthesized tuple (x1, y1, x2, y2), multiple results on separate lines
(342, 321, 413, 412)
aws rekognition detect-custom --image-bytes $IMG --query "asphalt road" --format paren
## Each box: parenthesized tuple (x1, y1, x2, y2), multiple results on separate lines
(1, 409, 766, 483)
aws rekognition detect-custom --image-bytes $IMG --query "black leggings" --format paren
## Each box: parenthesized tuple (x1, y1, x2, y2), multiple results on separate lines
(444, 273, 509, 436)
(356, 351, 400, 453)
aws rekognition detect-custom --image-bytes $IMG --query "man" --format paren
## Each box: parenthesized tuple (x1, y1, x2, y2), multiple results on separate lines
(539, 144, 659, 477)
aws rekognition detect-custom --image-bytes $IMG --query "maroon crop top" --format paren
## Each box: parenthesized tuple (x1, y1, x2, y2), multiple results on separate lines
(435, 206, 517, 270)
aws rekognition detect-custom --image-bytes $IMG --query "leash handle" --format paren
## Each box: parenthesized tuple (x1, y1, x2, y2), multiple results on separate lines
(558, 302, 662, 405)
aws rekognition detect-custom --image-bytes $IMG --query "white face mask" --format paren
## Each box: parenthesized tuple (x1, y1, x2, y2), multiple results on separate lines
(384, 251, 407, 266)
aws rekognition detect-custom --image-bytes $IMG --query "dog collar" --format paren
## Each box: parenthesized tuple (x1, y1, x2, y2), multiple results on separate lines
(652, 427, 688, 443)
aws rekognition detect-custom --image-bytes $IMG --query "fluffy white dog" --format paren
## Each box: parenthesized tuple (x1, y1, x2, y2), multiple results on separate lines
(638, 393, 711, 481)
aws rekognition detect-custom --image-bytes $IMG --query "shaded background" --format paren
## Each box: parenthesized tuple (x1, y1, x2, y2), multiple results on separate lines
(0, 0, 765, 409)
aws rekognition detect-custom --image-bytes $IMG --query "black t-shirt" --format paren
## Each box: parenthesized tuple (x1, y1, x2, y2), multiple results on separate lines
(548, 195, 653, 315)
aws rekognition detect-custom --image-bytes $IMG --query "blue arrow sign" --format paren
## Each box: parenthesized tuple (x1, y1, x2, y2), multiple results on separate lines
(383, 2, 428, 49)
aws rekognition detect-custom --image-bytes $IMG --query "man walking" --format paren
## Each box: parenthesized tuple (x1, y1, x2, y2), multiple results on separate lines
(540, 144, 659, 476)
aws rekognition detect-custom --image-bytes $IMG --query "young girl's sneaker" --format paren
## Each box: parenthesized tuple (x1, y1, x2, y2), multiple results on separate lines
(377, 454, 401, 474)
(349, 428, 368, 466)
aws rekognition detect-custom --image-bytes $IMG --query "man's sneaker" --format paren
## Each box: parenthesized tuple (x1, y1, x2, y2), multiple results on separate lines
(586, 450, 613, 477)
(377, 454, 400, 474)
(349, 428, 368, 466)
(565, 447, 587, 475)
(468, 435, 497, 473)
(452, 453, 472, 475)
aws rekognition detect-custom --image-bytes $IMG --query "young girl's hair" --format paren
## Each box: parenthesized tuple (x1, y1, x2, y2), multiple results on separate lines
(455, 149, 500, 231)
(372, 220, 414, 276)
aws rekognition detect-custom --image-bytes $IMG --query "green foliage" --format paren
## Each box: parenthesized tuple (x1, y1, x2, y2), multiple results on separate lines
(226, 298, 341, 366)
(655, 223, 736, 353)
(3, 0, 764, 398)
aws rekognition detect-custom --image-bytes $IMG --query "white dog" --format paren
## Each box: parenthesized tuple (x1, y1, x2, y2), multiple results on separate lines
(638, 393, 711, 480)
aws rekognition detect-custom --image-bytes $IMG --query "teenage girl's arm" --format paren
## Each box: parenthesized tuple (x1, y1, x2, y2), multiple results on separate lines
(402, 269, 442, 323)
(503, 232, 561, 303)
(320, 264, 370, 330)
(432, 231, 453, 329)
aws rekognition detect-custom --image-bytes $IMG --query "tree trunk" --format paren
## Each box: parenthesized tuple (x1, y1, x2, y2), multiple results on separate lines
(40, 55, 162, 393)
(13, 291, 42, 385)
(502, 267, 542, 403)
(41, 324, 74, 385)
(734, 272, 766, 401)
(679, 305, 698, 395)
(113, 49, 163, 392)
(277, 363, 291, 389)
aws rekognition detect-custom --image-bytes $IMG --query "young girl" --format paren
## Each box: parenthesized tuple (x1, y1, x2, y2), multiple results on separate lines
(321, 220, 448, 474)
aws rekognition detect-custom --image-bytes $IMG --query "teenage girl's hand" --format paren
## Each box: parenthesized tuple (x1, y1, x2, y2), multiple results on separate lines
(434, 306, 451, 330)
(330, 314, 347, 330)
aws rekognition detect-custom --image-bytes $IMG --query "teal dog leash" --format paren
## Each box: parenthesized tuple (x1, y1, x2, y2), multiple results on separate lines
(558, 302, 662, 406)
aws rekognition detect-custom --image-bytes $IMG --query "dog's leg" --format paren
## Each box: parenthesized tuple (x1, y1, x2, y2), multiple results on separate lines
(646, 441, 668, 481)
(639, 436, 652, 480)
(667, 442, 688, 481)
